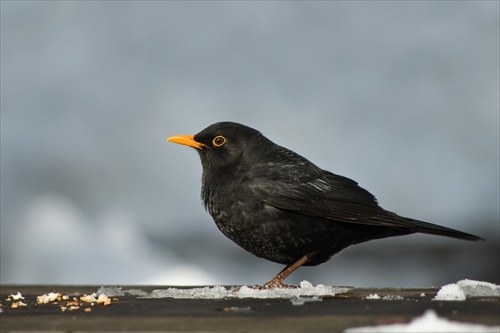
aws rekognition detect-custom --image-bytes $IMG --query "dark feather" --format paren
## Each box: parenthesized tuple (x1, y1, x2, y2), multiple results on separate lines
(248, 145, 482, 242)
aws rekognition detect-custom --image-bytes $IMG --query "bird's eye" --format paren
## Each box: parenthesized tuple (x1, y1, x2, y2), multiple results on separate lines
(212, 135, 226, 147)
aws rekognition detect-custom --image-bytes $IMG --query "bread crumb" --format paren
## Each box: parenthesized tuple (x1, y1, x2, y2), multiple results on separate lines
(11, 301, 27, 308)
(37, 292, 61, 304)
(80, 293, 97, 303)
(97, 294, 111, 306)
(10, 292, 25, 300)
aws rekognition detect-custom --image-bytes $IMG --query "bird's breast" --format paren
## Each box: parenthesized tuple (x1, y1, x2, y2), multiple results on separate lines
(201, 174, 269, 236)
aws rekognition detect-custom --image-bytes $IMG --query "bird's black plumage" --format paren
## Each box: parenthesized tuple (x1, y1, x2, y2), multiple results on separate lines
(167, 122, 483, 288)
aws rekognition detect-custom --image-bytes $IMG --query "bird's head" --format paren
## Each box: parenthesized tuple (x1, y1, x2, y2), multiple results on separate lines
(167, 122, 267, 171)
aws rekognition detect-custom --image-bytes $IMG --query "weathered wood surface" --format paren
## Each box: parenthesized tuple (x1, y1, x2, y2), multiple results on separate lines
(1, 285, 499, 331)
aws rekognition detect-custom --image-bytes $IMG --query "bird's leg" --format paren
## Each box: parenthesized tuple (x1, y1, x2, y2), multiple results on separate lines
(261, 255, 312, 289)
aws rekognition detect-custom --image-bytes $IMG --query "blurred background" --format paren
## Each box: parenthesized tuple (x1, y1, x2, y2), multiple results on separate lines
(1, 1, 498, 288)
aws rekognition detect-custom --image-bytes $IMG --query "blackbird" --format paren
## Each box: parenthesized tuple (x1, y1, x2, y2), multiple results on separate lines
(167, 122, 483, 288)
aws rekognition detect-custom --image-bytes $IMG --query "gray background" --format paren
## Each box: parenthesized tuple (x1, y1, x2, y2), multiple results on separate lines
(1, 1, 498, 287)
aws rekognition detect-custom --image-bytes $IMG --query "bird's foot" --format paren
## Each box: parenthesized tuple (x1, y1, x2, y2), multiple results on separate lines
(231, 282, 297, 291)
(248, 280, 298, 290)
(262, 281, 298, 289)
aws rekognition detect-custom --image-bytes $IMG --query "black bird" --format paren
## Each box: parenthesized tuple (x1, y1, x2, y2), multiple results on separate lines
(167, 122, 483, 288)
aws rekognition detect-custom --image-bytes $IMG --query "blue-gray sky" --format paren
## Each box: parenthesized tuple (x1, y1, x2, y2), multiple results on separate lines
(1, 1, 498, 286)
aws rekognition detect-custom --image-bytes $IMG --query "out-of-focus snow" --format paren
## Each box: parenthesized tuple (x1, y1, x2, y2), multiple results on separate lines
(365, 294, 381, 299)
(140, 280, 349, 299)
(6, 195, 217, 285)
(433, 279, 500, 301)
(381, 295, 405, 300)
(365, 294, 406, 300)
(290, 296, 322, 305)
(345, 309, 500, 333)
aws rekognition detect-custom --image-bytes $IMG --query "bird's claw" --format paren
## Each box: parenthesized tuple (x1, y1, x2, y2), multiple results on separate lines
(263, 281, 298, 289)
(252, 281, 298, 290)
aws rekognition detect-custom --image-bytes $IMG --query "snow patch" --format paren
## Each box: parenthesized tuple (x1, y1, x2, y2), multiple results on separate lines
(382, 295, 405, 301)
(96, 286, 148, 297)
(433, 279, 500, 301)
(140, 280, 349, 299)
(345, 309, 500, 333)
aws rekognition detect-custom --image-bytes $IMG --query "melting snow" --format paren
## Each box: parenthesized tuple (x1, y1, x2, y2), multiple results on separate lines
(96, 286, 149, 297)
(345, 309, 500, 333)
(382, 295, 405, 300)
(140, 280, 349, 299)
(365, 294, 405, 300)
(433, 279, 500, 301)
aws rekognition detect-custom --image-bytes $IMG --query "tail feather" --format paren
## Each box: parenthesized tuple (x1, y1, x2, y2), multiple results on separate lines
(407, 218, 484, 241)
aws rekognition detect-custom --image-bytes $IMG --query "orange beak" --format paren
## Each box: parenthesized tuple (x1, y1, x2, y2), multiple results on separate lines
(167, 135, 206, 150)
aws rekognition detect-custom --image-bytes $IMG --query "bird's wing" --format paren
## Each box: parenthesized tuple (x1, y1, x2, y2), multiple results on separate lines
(244, 145, 482, 241)
(254, 168, 409, 228)
(249, 167, 482, 241)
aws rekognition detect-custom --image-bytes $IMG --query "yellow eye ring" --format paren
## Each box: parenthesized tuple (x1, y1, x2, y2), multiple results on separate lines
(212, 135, 226, 147)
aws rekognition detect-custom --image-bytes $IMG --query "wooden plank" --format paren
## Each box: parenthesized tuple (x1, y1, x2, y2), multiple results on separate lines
(1, 285, 499, 331)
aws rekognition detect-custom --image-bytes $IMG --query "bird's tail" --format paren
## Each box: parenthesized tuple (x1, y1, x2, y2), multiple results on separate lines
(407, 218, 484, 241)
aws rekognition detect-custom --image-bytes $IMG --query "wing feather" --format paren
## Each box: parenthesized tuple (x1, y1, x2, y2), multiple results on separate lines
(246, 147, 482, 241)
